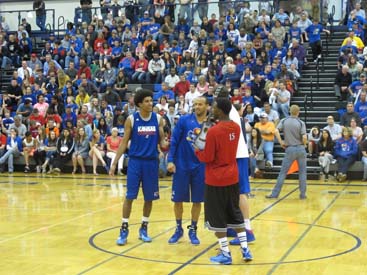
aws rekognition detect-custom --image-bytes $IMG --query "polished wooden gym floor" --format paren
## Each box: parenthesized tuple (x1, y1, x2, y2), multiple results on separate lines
(1, 173, 366, 275)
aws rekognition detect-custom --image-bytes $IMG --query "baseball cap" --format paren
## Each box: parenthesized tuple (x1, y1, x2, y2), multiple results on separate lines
(260, 112, 268, 118)
(31, 53, 37, 57)
(144, 11, 149, 15)
(360, 73, 366, 77)
(66, 104, 73, 108)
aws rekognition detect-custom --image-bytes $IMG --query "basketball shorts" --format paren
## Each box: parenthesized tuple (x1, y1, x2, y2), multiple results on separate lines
(237, 157, 251, 194)
(204, 183, 245, 232)
(126, 157, 159, 201)
(171, 165, 205, 203)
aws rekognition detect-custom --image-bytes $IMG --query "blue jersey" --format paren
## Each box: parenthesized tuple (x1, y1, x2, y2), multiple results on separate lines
(167, 113, 204, 170)
(306, 24, 323, 43)
(129, 112, 160, 159)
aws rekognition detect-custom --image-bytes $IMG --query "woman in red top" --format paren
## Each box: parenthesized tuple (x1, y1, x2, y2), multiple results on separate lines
(132, 53, 148, 83)
(106, 127, 124, 175)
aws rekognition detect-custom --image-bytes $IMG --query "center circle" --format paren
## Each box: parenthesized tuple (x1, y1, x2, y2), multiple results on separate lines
(89, 220, 361, 266)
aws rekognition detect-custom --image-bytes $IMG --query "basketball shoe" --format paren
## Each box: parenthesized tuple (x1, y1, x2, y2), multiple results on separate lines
(168, 227, 183, 244)
(210, 250, 232, 265)
(116, 228, 129, 245)
(187, 225, 200, 245)
(139, 227, 152, 242)
(241, 247, 253, 261)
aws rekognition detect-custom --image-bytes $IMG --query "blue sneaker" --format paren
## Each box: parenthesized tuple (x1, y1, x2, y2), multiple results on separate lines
(227, 228, 237, 237)
(241, 247, 253, 261)
(187, 225, 200, 245)
(139, 227, 152, 242)
(116, 228, 129, 246)
(229, 237, 240, 245)
(168, 227, 183, 244)
(210, 250, 232, 265)
(246, 229, 256, 243)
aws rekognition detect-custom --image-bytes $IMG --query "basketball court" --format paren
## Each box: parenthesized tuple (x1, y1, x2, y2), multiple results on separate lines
(1, 174, 366, 274)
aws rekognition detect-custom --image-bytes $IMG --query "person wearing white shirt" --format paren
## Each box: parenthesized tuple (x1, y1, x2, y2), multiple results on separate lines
(185, 83, 201, 113)
(323, 115, 343, 141)
(17, 60, 33, 80)
(272, 82, 291, 118)
(164, 68, 180, 89)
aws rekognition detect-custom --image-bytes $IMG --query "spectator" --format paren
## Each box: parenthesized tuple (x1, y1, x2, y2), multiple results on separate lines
(334, 65, 353, 101)
(106, 127, 124, 174)
(33, 0, 46, 31)
(316, 129, 336, 182)
(272, 81, 291, 118)
(354, 91, 367, 127)
(305, 18, 330, 62)
(23, 131, 38, 173)
(50, 128, 75, 174)
(361, 136, 367, 181)
(131, 53, 148, 84)
(72, 127, 89, 174)
(248, 127, 264, 179)
(0, 128, 23, 173)
(89, 129, 109, 175)
(146, 52, 165, 83)
(254, 112, 275, 167)
(350, 117, 363, 143)
(307, 126, 321, 158)
(8, 115, 27, 139)
(334, 127, 358, 182)
(341, 102, 362, 127)
(324, 115, 343, 142)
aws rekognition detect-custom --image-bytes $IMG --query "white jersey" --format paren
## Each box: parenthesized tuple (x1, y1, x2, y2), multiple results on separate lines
(229, 105, 249, 158)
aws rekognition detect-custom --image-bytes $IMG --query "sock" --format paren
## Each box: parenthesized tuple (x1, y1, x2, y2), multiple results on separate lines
(121, 218, 129, 230)
(141, 216, 149, 229)
(218, 237, 230, 253)
(191, 220, 197, 229)
(176, 219, 182, 228)
(244, 219, 252, 231)
(237, 231, 248, 249)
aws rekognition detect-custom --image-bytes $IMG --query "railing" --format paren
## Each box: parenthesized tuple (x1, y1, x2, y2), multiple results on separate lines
(57, 16, 65, 38)
(303, 94, 308, 126)
(309, 76, 314, 108)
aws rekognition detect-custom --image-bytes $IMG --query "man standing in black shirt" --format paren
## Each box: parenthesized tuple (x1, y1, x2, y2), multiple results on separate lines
(33, 0, 46, 31)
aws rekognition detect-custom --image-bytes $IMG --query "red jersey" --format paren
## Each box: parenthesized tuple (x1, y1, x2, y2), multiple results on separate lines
(195, 120, 240, 186)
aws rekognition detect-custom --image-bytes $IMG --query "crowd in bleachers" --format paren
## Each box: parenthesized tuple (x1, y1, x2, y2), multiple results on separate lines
(0, 0, 359, 178)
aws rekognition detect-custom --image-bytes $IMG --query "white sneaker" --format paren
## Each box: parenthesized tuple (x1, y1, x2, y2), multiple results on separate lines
(36, 166, 41, 173)
(331, 159, 337, 164)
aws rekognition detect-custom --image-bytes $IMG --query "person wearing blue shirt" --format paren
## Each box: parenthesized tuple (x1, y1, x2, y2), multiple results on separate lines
(166, 96, 208, 245)
(62, 105, 78, 128)
(305, 19, 330, 62)
(110, 89, 165, 246)
(153, 82, 175, 100)
(334, 127, 358, 182)
(0, 128, 23, 173)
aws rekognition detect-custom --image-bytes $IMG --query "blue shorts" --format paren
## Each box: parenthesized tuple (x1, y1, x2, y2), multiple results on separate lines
(171, 165, 205, 203)
(126, 157, 159, 201)
(237, 158, 250, 194)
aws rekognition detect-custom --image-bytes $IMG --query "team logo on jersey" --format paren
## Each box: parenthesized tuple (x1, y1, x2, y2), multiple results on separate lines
(186, 128, 201, 143)
(137, 126, 157, 137)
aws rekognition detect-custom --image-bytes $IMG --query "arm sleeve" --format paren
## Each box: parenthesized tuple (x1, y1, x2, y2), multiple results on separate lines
(167, 116, 184, 163)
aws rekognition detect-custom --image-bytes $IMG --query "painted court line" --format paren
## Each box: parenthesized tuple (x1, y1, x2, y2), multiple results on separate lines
(266, 184, 350, 275)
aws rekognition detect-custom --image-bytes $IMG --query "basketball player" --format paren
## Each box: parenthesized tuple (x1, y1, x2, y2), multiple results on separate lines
(217, 88, 255, 245)
(195, 98, 253, 264)
(166, 97, 209, 245)
(110, 89, 165, 245)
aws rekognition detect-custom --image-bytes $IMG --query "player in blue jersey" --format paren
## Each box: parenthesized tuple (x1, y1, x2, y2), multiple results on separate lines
(110, 89, 165, 246)
(166, 97, 209, 245)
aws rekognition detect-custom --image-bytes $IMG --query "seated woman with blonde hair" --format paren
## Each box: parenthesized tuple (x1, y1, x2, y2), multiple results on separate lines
(89, 129, 109, 175)
(106, 127, 124, 175)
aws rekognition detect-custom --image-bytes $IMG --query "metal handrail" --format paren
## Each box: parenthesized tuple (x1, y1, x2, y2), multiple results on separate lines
(57, 16, 65, 38)
(310, 76, 314, 109)
(304, 94, 308, 126)
(0, 8, 56, 31)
